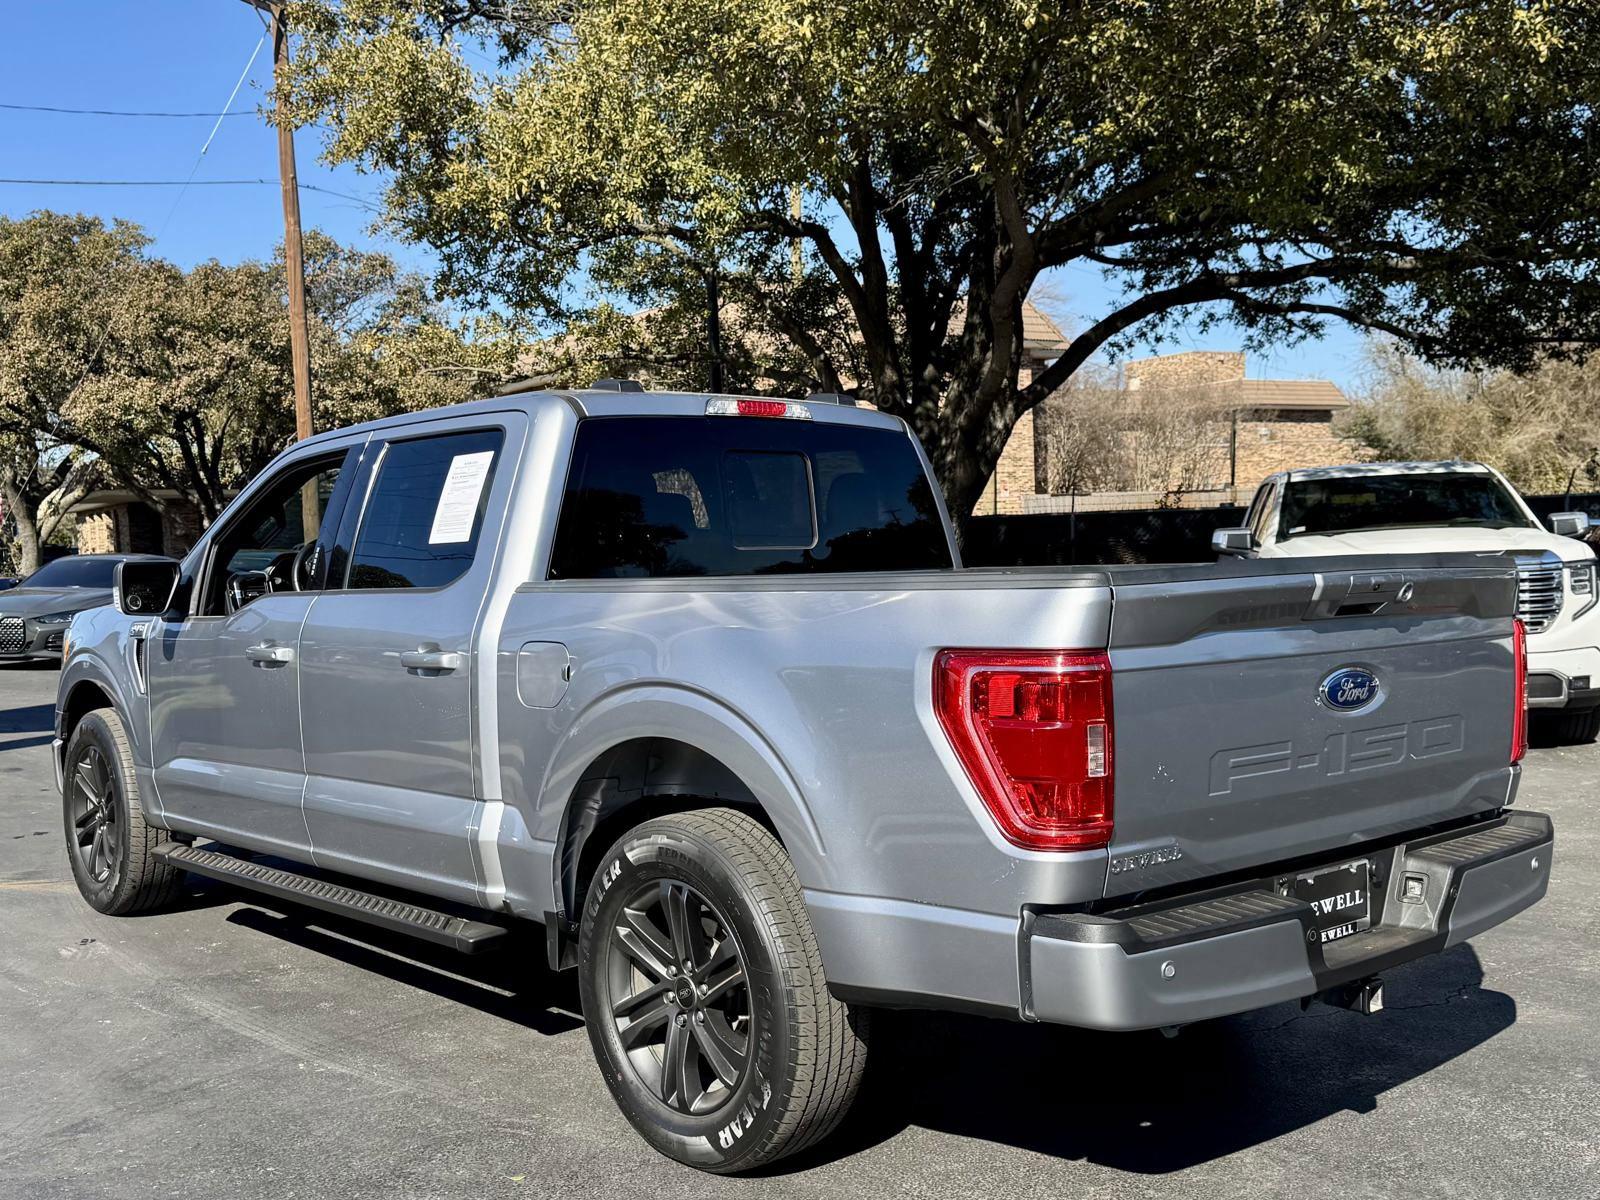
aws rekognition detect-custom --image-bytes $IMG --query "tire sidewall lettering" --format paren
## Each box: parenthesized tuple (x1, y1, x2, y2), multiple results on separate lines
(715, 1075, 772, 1150)
(579, 826, 790, 1168)
(63, 717, 125, 907)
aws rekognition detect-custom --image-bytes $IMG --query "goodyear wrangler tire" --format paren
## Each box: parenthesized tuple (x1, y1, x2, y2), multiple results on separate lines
(62, 709, 181, 916)
(577, 807, 870, 1173)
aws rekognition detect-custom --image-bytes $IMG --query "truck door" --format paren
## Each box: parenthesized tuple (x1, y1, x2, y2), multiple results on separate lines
(150, 440, 364, 855)
(297, 415, 524, 904)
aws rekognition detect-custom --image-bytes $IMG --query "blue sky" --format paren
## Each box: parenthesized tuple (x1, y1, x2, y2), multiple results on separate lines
(1, 1, 1371, 392)
(0, 2, 433, 273)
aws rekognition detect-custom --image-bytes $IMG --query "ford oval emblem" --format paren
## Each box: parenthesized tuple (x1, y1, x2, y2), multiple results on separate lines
(1319, 667, 1382, 712)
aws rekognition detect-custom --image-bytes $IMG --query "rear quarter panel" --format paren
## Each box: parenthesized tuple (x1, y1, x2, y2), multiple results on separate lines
(494, 573, 1116, 918)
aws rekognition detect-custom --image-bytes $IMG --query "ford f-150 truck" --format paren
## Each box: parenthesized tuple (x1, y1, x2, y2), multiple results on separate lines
(1213, 461, 1600, 742)
(57, 389, 1552, 1172)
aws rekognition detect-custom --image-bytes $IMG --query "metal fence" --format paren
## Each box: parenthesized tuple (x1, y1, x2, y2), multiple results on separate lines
(963, 492, 1600, 567)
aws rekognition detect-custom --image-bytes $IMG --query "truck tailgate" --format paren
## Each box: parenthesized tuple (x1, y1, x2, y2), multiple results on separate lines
(1103, 559, 1519, 898)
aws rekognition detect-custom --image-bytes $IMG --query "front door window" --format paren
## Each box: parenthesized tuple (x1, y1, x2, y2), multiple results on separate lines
(200, 455, 348, 616)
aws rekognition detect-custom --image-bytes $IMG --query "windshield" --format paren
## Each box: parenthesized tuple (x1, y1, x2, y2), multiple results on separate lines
(19, 557, 120, 589)
(1280, 473, 1534, 538)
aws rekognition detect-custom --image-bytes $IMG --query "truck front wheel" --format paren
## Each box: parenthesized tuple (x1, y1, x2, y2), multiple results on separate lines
(577, 807, 869, 1173)
(62, 709, 181, 915)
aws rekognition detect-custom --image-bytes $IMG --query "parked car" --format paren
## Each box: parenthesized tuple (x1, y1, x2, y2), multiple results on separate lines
(0, 577, 17, 591)
(1214, 461, 1600, 742)
(56, 392, 1551, 1172)
(0, 554, 166, 664)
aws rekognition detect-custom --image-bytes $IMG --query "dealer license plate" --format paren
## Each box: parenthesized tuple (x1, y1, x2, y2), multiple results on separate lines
(1293, 859, 1372, 945)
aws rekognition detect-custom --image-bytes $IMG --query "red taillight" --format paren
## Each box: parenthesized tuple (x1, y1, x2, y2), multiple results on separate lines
(736, 399, 788, 417)
(705, 398, 813, 419)
(934, 649, 1113, 851)
(1511, 618, 1528, 764)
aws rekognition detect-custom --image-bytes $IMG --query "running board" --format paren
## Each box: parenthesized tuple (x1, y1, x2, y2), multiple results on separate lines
(153, 842, 509, 954)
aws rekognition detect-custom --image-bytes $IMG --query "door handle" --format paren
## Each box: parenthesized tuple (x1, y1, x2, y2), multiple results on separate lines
(245, 643, 294, 666)
(399, 648, 464, 673)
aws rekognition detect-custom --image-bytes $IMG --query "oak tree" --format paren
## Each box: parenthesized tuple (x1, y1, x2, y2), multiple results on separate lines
(284, 0, 1600, 515)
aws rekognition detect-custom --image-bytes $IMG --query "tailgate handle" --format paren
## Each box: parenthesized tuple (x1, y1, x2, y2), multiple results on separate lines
(1306, 571, 1415, 619)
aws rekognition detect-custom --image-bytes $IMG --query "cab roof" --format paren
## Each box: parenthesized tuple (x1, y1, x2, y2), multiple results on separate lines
(1268, 460, 1494, 483)
(298, 388, 908, 450)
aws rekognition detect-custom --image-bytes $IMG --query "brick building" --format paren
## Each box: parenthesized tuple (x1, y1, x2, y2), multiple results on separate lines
(969, 305, 1073, 514)
(985, 349, 1364, 515)
(72, 490, 206, 559)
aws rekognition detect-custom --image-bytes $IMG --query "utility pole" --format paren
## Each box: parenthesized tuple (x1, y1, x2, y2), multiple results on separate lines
(246, 0, 318, 537)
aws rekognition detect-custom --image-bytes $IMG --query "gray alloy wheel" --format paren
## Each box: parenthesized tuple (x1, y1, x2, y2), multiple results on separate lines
(62, 708, 181, 916)
(577, 807, 870, 1173)
(605, 879, 752, 1116)
(67, 744, 120, 885)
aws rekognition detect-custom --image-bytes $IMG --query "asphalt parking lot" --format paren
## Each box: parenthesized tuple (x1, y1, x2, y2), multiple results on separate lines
(1, 662, 1596, 1199)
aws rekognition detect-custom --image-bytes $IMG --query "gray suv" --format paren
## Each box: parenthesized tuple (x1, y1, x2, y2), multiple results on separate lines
(55, 389, 1553, 1171)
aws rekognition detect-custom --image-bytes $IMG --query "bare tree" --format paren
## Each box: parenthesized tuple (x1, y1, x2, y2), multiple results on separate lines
(1041, 370, 1231, 503)
(1343, 344, 1600, 493)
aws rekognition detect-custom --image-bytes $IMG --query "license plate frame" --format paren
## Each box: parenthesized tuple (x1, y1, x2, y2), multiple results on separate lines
(1293, 859, 1372, 945)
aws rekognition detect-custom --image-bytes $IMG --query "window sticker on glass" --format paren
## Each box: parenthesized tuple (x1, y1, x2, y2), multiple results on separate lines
(428, 450, 495, 544)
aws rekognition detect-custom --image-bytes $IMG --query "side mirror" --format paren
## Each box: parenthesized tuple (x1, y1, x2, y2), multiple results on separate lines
(115, 558, 183, 617)
(1549, 512, 1591, 537)
(1212, 527, 1254, 558)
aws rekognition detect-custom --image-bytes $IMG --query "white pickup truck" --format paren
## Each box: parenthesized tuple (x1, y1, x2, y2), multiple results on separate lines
(1216, 461, 1600, 741)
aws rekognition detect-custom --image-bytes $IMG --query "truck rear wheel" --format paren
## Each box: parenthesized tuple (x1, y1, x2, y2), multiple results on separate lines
(1532, 706, 1600, 745)
(577, 807, 869, 1173)
(62, 709, 181, 915)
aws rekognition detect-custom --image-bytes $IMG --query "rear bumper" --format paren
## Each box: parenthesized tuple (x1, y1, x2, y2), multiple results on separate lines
(1025, 810, 1553, 1030)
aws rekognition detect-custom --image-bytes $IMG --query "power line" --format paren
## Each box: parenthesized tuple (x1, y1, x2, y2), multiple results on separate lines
(0, 178, 383, 212)
(15, 31, 272, 501)
(0, 101, 254, 118)
(2, 176, 284, 186)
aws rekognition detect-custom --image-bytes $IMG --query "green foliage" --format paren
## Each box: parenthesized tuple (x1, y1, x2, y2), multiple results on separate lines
(0, 211, 520, 567)
(0, 212, 150, 572)
(284, 0, 1600, 513)
(63, 228, 519, 521)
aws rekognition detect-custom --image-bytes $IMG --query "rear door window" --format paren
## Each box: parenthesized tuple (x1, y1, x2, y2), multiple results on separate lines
(548, 416, 951, 578)
(345, 429, 504, 590)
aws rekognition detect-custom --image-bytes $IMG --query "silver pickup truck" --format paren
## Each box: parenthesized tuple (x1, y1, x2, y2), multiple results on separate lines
(56, 388, 1553, 1172)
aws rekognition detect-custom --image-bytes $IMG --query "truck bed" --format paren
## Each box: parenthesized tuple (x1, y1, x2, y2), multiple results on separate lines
(502, 552, 1517, 904)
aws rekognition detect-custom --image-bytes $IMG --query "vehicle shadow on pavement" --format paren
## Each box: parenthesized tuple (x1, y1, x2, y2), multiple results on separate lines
(0, 701, 57, 754)
(0, 701, 55, 734)
(224, 903, 586, 1037)
(802, 943, 1510, 1173)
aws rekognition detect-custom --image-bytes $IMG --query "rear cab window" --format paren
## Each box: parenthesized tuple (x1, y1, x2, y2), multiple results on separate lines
(548, 416, 952, 579)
